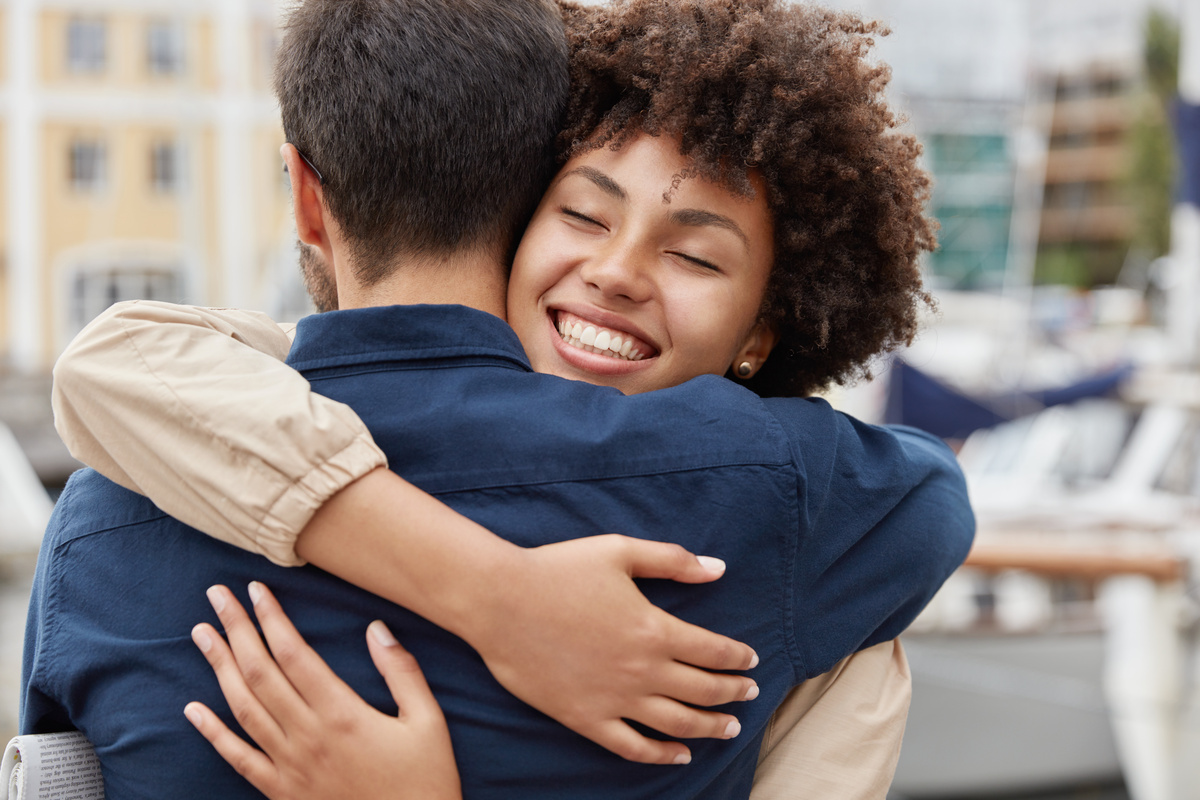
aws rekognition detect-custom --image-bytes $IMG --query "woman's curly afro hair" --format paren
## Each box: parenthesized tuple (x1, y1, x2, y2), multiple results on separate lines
(558, 0, 936, 398)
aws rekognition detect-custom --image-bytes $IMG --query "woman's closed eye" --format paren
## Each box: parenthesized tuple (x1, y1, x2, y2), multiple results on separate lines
(669, 251, 722, 272)
(561, 206, 607, 229)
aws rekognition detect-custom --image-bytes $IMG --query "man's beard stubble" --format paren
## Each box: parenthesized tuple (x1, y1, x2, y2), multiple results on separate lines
(298, 241, 338, 313)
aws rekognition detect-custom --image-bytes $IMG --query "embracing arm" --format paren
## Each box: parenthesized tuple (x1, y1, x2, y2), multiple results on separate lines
(192, 586, 908, 800)
(53, 301, 758, 764)
(53, 300, 384, 567)
(751, 640, 911, 800)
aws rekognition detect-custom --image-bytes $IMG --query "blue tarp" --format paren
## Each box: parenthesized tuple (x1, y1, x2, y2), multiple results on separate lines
(883, 359, 1133, 441)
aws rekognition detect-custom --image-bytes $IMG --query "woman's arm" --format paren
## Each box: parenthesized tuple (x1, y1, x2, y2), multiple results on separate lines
(751, 640, 911, 800)
(52, 301, 759, 764)
(193, 584, 910, 800)
(53, 300, 385, 567)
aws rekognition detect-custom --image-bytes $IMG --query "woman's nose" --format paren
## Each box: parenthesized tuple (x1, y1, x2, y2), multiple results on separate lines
(578, 243, 653, 303)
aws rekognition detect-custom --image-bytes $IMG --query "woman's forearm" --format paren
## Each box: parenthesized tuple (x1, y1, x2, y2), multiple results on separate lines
(52, 300, 386, 566)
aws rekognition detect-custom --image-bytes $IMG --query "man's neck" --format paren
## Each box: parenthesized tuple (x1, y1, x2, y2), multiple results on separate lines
(337, 249, 509, 321)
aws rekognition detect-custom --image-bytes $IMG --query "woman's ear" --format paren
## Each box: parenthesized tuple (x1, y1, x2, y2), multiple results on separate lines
(731, 323, 778, 380)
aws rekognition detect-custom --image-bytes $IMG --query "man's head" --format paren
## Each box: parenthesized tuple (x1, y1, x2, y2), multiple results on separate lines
(275, 0, 569, 287)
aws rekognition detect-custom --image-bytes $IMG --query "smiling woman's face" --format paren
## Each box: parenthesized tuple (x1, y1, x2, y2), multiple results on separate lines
(507, 133, 775, 395)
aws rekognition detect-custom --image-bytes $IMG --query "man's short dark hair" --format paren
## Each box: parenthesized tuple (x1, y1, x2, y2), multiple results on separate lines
(276, 0, 568, 284)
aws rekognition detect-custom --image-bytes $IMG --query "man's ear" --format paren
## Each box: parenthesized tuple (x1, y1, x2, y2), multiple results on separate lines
(730, 323, 778, 380)
(282, 144, 334, 257)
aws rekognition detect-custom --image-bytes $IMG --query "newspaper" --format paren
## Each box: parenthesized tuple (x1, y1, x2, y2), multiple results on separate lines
(1, 732, 103, 800)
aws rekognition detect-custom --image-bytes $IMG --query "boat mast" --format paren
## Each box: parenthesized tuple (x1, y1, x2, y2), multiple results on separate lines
(1167, 0, 1200, 365)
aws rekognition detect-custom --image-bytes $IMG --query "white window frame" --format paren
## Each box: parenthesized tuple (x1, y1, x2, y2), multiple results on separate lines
(69, 266, 183, 335)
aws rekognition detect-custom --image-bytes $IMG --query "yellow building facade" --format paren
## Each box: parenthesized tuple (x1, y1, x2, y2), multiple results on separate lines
(2, 0, 298, 371)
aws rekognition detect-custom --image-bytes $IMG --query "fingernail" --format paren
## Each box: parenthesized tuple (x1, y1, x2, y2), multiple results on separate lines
(192, 625, 213, 653)
(368, 620, 399, 647)
(749, 651, 759, 669)
(696, 556, 726, 574)
(184, 704, 203, 729)
(205, 586, 225, 614)
(744, 683, 759, 701)
(673, 752, 691, 765)
(248, 582, 263, 606)
(724, 719, 741, 739)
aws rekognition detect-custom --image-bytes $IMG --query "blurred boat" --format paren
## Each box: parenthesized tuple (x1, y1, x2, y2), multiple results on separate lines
(886, 362, 1200, 800)
(894, 629, 1119, 796)
(0, 421, 52, 557)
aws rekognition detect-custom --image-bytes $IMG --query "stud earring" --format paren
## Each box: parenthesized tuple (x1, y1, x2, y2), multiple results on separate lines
(736, 361, 753, 378)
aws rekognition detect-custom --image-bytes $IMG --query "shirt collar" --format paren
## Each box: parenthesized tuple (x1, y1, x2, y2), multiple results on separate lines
(287, 304, 532, 372)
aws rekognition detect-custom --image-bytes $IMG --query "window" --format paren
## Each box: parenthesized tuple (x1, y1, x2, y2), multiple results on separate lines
(70, 267, 182, 333)
(69, 140, 107, 191)
(150, 141, 181, 193)
(67, 17, 107, 74)
(147, 20, 184, 76)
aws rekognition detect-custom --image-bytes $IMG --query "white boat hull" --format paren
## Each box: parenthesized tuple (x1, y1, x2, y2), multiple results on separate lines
(892, 631, 1122, 797)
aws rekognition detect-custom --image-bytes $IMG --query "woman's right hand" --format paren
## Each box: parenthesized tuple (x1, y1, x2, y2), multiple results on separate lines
(185, 582, 462, 800)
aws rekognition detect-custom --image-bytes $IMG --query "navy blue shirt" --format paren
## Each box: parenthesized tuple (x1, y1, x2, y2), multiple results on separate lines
(23, 304, 973, 799)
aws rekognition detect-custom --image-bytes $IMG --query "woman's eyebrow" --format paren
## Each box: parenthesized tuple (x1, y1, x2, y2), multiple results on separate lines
(562, 166, 627, 201)
(669, 208, 750, 248)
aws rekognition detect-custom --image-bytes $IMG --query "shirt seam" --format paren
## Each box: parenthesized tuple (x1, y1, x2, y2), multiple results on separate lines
(30, 535, 82, 710)
(289, 347, 531, 374)
(416, 456, 794, 496)
(757, 404, 808, 685)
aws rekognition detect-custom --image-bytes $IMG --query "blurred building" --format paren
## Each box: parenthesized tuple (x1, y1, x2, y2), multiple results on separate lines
(818, 0, 1029, 291)
(821, 0, 1177, 291)
(912, 101, 1021, 291)
(0, 0, 303, 374)
(1035, 63, 1140, 286)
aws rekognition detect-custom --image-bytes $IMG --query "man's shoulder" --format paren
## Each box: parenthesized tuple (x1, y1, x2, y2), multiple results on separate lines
(45, 469, 168, 548)
(486, 373, 801, 475)
(758, 395, 960, 474)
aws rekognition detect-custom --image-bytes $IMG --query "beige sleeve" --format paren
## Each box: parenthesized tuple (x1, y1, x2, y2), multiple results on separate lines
(750, 639, 911, 800)
(52, 300, 387, 567)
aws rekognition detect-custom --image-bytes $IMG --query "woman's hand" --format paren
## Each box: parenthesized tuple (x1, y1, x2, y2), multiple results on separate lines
(185, 582, 461, 800)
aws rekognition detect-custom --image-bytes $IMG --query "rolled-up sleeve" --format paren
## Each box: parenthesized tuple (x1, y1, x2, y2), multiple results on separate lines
(52, 300, 387, 566)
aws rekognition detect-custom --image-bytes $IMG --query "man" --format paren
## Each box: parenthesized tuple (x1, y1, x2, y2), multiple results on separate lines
(26, 0, 973, 797)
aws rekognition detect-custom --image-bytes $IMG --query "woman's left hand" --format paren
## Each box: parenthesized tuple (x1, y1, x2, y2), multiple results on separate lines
(185, 582, 462, 800)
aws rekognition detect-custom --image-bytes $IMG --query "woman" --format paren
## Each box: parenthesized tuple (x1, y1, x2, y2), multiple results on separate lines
(53, 0, 948, 795)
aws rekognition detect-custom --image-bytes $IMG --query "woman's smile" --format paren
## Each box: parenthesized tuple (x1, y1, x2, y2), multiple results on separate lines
(554, 311, 655, 362)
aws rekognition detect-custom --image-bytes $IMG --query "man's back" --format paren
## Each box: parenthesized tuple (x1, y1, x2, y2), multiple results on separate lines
(24, 305, 971, 798)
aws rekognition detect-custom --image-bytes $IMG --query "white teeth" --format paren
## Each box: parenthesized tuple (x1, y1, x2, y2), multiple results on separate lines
(554, 314, 650, 363)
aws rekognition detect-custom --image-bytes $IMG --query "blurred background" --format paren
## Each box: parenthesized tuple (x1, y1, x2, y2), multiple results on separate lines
(1, 0, 1199, 798)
